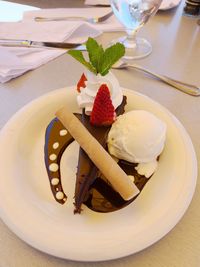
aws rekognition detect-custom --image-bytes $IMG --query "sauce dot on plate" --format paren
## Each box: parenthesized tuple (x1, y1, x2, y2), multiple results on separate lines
(51, 178, 59, 185)
(49, 163, 59, 172)
(56, 192, 64, 200)
(49, 154, 57, 161)
(52, 142, 59, 149)
(60, 129, 67, 136)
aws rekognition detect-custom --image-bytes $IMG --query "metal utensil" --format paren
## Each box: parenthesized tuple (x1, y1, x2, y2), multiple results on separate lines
(112, 60, 200, 96)
(34, 11, 113, 23)
(0, 39, 83, 49)
(86, 4, 111, 7)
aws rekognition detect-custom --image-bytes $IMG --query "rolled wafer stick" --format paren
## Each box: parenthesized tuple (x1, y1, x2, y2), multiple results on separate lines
(56, 107, 140, 200)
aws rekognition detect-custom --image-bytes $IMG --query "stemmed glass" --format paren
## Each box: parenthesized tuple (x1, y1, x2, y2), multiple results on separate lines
(110, 0, 163, 60)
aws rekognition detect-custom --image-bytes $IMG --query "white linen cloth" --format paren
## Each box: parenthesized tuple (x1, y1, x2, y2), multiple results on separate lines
(0, 8, 122, 83)
(84, 0, 182, 10)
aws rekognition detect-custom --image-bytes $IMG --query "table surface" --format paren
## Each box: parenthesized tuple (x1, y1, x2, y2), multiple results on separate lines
(0, 1, 200, 267)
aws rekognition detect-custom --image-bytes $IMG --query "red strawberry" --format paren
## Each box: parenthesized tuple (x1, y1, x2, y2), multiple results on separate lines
(90, 84, 116, 126)
(77, 73, 87, 92)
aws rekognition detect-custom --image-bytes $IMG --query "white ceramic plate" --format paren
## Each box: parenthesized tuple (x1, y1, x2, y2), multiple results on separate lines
(84, 0, 182, 10)
(0, 88, 197, 262)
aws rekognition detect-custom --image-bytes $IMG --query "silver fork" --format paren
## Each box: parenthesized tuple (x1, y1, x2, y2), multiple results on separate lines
(34, 11, 113, 23)
(112, 60, 200, 96)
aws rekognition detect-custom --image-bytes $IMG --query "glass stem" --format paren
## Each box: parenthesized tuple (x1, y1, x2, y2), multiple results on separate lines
(124, 29, 138, 48)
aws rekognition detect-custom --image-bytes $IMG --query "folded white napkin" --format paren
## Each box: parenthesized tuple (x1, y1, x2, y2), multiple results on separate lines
(0, 46, 63, 83)
(0, 8, 122, 83)
(84, 0, 182, 10)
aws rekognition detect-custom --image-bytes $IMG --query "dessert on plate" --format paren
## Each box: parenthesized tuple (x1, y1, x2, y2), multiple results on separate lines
(44, 38, 167, 214)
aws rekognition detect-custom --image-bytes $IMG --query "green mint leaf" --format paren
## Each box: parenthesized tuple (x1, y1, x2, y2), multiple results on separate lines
(67, 38, 125, 76)
(67, 49, 97, 74)
(99, 43, 125, 76)
(86, 37, 104, 73)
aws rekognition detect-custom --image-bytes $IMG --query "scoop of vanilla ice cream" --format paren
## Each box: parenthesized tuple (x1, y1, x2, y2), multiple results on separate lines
(107, 110, 166, 164)
(77, 70, 123, 115)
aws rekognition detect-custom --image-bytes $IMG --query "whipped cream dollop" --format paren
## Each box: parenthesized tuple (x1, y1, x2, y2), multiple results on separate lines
(107, 110, 167, 178)
(77, 71, 123, 115)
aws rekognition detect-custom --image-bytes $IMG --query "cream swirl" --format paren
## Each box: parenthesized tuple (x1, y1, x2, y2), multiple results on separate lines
(77, 71, 123, 115)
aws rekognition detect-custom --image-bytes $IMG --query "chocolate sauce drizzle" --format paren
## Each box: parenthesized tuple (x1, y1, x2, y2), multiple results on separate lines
(44, 117, 74, 204)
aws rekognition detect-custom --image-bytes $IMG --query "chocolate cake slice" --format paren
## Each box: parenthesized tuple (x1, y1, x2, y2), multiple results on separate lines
(74, 96, 127, 213)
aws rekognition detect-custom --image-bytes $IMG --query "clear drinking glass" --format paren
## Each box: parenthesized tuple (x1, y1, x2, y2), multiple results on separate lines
(110, 0, 163, 60)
